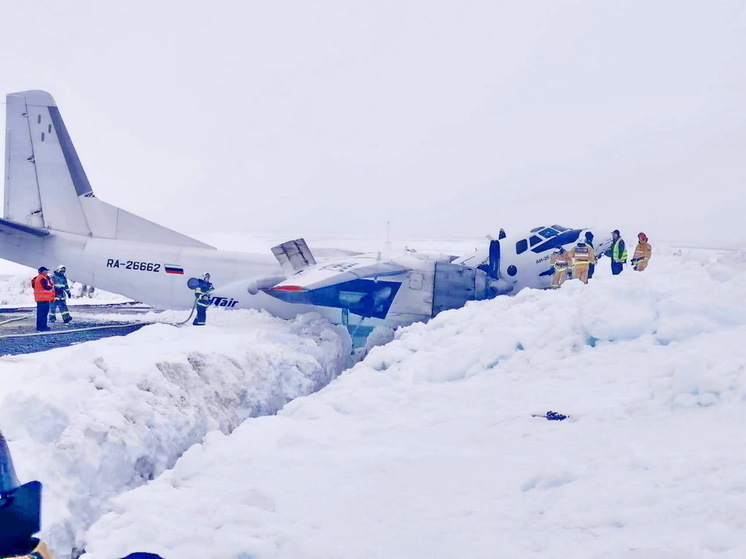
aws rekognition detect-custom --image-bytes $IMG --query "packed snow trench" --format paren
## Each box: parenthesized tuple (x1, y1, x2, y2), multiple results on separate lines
(2, 244, 746, 558)
(0, 310, 351, 558)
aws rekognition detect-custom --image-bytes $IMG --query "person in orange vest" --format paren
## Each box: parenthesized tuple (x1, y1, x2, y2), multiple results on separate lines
(550, 247, 571, 289)
(568, 240, 596, 284)
(631, 232, 652, 271)
(31, 267, 55, 332)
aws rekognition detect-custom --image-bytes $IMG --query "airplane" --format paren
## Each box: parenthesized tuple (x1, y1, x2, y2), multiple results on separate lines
(1, 90, 610, 331)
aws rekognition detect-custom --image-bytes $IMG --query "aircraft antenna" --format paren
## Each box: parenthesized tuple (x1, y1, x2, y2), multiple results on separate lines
(385, 221, 392, 251)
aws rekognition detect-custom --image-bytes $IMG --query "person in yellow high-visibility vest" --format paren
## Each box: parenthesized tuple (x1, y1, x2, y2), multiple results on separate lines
(568, 240, 596, 284)
(607, 229, 628, 275)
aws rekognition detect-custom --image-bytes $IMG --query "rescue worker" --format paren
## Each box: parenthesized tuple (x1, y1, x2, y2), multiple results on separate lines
(550, 246, 571, 289)
(49, 265, 73, 324)
(193, 273, 214, 326)
(0, 432, 53, 559)
(631, 232, 652, 271)
(607, 229, 628, 275)
(584, 232, 596, 279)
(31, 267, 54, 332)
(568, 240, 596, 284)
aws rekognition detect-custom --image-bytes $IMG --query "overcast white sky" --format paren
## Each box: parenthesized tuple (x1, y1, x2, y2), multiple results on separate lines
(1, 0, 745, 246)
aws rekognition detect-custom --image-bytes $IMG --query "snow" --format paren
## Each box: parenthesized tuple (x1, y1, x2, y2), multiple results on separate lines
(3, 242, 746, 558)
(71, 245, 746, 559)
(0, 309, 350, 556)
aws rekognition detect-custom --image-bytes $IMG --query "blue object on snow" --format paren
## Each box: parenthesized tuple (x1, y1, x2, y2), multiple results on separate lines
(545, 411, 568, 421)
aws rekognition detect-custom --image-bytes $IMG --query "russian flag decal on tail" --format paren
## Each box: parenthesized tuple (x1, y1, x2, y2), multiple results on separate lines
(164, 264, 184, 275)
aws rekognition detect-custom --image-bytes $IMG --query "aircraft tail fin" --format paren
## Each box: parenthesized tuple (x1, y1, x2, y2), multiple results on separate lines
(4, 91, 212, 249)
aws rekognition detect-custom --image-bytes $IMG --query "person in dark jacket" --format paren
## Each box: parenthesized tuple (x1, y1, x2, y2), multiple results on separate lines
(31, 267, 55, 332)
(49, 265, 73, 324)
(0, 432, 52, 559)
(193, 273, 214, 326)
(607, 229, 628, 275)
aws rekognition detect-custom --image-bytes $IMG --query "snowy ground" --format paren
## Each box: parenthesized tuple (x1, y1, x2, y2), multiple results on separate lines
(3, 240, 746, 558)
(81, 245, 746, 559)
(0, 310, 350, 557)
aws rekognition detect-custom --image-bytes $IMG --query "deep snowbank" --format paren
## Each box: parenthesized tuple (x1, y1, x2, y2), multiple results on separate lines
(0, 310, 351, 557)
(81, 247, 746, 558)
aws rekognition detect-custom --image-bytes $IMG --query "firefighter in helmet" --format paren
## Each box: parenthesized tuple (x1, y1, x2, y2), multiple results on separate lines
(631, 232, 652, 271)
(193, 273, 214, 326)
(49, 265, 73, 324)
(550, 247, 571, 289)
(568, 239, 596, 284)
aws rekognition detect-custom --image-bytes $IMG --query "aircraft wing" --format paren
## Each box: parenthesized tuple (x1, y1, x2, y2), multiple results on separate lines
(269, 256, 408, 292)
(264, 255, 409, 319)
(0, 217, 50, 237)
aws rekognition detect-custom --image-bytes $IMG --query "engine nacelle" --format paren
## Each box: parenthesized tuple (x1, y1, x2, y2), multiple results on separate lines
(432, 263, 492, 317)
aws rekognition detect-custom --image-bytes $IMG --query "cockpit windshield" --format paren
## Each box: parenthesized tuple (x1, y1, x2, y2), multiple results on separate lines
(0, 432, 20, 493)
(551, 224, 568, 232)
(538, 228, 559, 238)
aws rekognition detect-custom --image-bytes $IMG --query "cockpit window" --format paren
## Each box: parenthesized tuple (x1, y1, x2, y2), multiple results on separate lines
(539, 228, 558, 238)
(552, 224, 568, 232)
(516, 239, 528, 254)
(529, 235, 542, 247)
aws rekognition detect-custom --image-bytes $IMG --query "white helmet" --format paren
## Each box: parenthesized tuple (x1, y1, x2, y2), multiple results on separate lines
(56, 264, 66, 273)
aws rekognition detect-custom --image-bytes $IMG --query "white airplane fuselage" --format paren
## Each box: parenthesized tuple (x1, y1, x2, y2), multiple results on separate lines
(0, 228, 334, 319)
(1, 90, 612, 331)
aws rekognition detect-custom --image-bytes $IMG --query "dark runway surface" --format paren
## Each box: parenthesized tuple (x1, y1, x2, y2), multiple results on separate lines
(0, 303, 154, 356)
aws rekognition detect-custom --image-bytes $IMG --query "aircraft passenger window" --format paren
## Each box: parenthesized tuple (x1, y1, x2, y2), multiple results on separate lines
(507, 265, 517, 277)
(539, 228, 558, 238)
(41, 133, 45, 142)
(529, 235, 541, 247)
(37, 115, 41, 124)
(48, 125, 52, 133)
(516, 239, 528, 254)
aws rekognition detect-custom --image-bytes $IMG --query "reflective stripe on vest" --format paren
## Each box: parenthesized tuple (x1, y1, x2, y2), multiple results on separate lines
(573, 246, 590, 264)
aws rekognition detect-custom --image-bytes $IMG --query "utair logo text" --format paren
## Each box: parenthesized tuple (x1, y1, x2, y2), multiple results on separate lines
(210, 296, 239, 308)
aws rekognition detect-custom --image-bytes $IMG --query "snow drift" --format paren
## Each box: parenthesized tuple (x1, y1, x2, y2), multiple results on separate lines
(78, 246, 746, 558)
(0, 310, 351, 557)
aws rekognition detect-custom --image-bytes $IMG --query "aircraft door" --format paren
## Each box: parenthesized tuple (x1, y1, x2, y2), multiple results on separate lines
(432, 263, 489, 317)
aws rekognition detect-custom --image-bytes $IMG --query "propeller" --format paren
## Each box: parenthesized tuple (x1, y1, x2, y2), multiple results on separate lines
(488, 239, 500, 280)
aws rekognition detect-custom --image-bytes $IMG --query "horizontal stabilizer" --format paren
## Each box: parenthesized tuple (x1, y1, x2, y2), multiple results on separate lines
(0, 217, 49, 237)
(271, 239, 317, 275)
